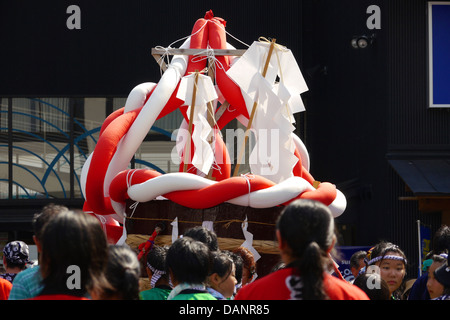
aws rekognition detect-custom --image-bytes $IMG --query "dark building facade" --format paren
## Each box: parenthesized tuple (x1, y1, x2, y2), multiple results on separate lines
(1, 0, 449, 277)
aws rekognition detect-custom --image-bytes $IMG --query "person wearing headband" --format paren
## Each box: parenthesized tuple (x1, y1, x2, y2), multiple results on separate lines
(364, 241, 408, 300)
(427, 253, 448, 300)
(140, 245, 172, 300)
(1, 241, 30, 283)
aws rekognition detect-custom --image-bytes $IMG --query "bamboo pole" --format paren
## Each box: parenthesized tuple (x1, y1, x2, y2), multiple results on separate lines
(233, 38, 277, 176)
(183, 70, 200, 172)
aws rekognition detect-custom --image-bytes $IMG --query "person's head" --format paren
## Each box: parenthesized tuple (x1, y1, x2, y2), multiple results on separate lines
(166, 236, 212, 286)
(224, 250, 243, 293)
(2, 241, 30, 271)
(94, 245, 140, 300)
(208, 250, 237, 299)
(432, 225, 450, 255)
(366, 241, 407, 298)
(39, 209, 110, 297)
(350, 250, 367, 278)
(232, 246, 256, 286)
(275, 199, 336, 300)
(184, 226, 219, 252)
(427, 254, 448, 299)
(32, 203, 69, 252)
(146, 245, 170, 288)
(353, 272, 390, 300)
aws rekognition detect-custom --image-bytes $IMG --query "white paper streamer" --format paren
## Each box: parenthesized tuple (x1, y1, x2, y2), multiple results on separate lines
(171, 217, 179, 243)
(240, 215, 261, 262)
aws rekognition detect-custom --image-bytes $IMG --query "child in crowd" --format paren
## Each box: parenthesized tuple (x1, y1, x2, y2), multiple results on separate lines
(207, 250, 237, 300)
(426, 253, 448, 299)
(1, 241, 30, 283)
(234, 199, 369, 300)
(30, 210, 110, 300)
(166, 236, 216, 300)
(184, 226, 219, 252)
(353, 272, 390, 300)
(9, 203, 69, 300)
(140, 245, 172, 300)
(364, 241, 408, 300)
(224, 250, 243, 297)
(431, 260, 450, 300)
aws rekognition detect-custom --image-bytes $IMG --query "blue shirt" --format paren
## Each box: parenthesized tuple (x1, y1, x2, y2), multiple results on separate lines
(8, 266, 43, 300)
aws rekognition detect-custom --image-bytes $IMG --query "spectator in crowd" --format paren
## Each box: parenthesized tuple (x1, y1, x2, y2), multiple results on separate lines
(431, 260, 450, 300)
(207, 250, 237, 300)
(0, 278, 12, 300)
(233, 246, 256, 288)
(184, 226, 219, 252)
(1, 241, 30, 283)
(91, 245, 141, 300)
(166, 236, 216, 300)
(426, 253, 448, 299)
(140, 245, 172, 300)
(9, 203, 68, 300)
(234, 199, 369, 300)
(223, 250, 243, 297)
(30, 209, 110, 300)
(353, 272, 390, 300)
(364, 241, 408, 300)
(349, 250, 367, 281)
(409, 225, 450, 300)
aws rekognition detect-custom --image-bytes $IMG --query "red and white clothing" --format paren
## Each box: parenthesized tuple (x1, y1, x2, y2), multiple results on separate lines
(234, 267, 369, 300)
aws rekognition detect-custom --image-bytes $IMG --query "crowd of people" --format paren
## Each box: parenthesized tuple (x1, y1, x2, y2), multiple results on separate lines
(0, 200, 449, 300)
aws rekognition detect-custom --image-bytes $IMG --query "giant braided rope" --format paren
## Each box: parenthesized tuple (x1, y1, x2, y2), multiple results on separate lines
(81, 11, 347, 244)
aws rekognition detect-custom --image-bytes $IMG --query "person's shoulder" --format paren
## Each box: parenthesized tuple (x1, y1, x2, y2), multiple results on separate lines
(324, 273, 370, 300)
(12, 266, 40, 282)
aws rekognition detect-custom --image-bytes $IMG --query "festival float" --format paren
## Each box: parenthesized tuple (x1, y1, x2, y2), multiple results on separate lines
(80, 10, 347, 275)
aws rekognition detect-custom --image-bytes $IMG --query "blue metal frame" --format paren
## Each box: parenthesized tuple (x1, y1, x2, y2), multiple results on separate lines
(1, 98, 174, 199)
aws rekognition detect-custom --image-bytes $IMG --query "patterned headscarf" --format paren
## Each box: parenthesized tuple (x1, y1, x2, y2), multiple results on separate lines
(2, 241, 30, 265)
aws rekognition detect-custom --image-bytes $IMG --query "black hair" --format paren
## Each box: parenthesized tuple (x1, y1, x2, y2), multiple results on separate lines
(166, 236, 212, 285)
(432, 225, 450, 255)
(350, 250, 367, 269)
(224, 250, 243, 284)
(233, 246, 256, 278)
(102, 245, 141, 300)
(353, 273, 390, 300)
(184, 226, 219, 251)
(276, 199, 335, 300)
(39, 210, 110, 297)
